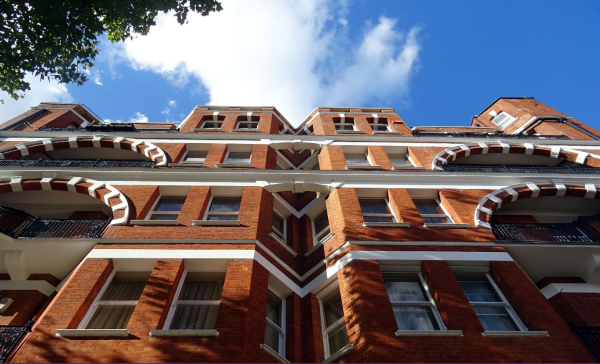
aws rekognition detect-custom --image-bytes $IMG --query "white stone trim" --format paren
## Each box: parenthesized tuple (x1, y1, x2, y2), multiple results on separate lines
(525, 182, 540, 198)
(15, 144, 29, 156)
(585, 183, 597, 199)
(56, 329, 129, 338)
(10, 176, 22, 192)
(68, 136, 79, 149)
(150, 329, 218, 337)
(395, 330, 463, 336)
(0, 280, 56, 296)
(541, 283, 600, 299)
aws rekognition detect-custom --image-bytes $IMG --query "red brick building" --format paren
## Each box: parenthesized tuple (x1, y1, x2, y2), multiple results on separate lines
(0, 98, 598, 362)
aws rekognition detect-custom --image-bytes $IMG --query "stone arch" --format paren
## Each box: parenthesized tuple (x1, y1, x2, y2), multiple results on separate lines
(0, 135, 168, 166)
(474, 182, 600, 229)
(0, 176, 130, 225)
(431, 142, 600, 170)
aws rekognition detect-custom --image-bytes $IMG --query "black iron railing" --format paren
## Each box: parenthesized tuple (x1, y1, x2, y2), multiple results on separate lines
(492, 213, 600, 244)
(441, 164, 600, 174)
(413, 131, 570, 140)
(570, 324, 600, 362)
(38, 125, 178, 133)
(0, 159, 156, 169)
(0, 207, 110, 239)
(0, 320, 32, 363)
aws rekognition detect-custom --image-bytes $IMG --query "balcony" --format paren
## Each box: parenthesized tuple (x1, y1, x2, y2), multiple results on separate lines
(492, 214, 600, 244)
(0, 206, 110, 239)
(413, 131, 569, 140)
(0, 159, 156, 169)
(39, 125, 178, 133)
(0, 320, 32, 363)
(441, 164, 600, 174)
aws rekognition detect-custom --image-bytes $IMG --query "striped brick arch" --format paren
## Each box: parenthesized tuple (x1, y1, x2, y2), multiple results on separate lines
(431, 142, 600, 170)
(0, 176, 130, 225)
(475, 182, 600, 229)
(0, 136, 167, 166)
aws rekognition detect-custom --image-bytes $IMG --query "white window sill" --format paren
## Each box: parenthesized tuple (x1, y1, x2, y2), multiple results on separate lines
(423, 223, 470, 229)
(345, 164, 382, 170)
(192, 220, 241, 226)
(149, 329, 218, 337)
(130, 220, 179, 226)
(230, 129, 260, 132)
(373, 131, 402, 135)
(260, 344, 290, 363)
(170, 162, 205, 167)
(269, 232, 298, 257)
(304, 233, 335, 257)
(334, 130, 364, 134)
(363, 222, 410, 228)
(192, 128, 222, 132)
(56, 329, 129, 338)
(482, 331, 549, 337)
(215, 162, 253, 168)
(322, 343, 354, 363)
(396, 330, 463, 337)
(392, 165, 427, 170)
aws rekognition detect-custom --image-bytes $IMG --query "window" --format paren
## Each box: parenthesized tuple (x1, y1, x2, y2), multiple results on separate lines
(146, 196, 186, 221)
(272, 211, 286, 243)
(359, 199, 396, 223)
(312, 210, 331, 244)
(204, 197, 241, 221)
(413, 199, 452, 224)
(264, 290, 285, 356)
(333, 115, 355, 131)
(388, 154, 409, 167)
(201, 117, 223, 129)
(383, 273, 445, 331)
(183, 151, 207, 164)
(225, 151, 252, 164)
(491, 112, 517, 129)
(456, 274, 525, 332)
(236, 120, 259, 130)
(165, 272, 224, 330)
(345, 153, 370, 165)
(80, 272, 149, 329)
(369, 117, 389, 132)
(320, 288, 348, 358)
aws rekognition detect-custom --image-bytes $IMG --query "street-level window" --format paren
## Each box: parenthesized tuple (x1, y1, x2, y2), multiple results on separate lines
(313, 210, 331, 244)
(333, 116, 355, 131)
(413, 199, 452, 223)
(383, 273, 445, 331)
(320, 288, 348, 359)
(204, 197, 241, 221)
(456, 273, 526, 332)
(264, 290, 285, 356)
(81, 272, 150, 329)
(183, 151, 207, 164)
(359, 198, 396, 223)
(272, 211, 286, 243)
(225, 151, 252, 163)
(146, 196, 186, 221)
(166, 272, 224, 330)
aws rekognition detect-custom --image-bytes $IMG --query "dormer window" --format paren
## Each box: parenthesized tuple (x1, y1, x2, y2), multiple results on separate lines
(235, 113, 259, 130)
(200, 112, 225, 130)
(369, 115, 389, 132)
(333, 115, 356, 132)
(491, 112, 517, 129)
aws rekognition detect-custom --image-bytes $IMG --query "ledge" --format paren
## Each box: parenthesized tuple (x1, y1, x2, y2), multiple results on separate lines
(396, 330, 463, 336)
(423, 223, 470, 229)
(345, 164, 382, 170)
(260, 344, 290, 363)
(482, 331, 549, 337)
(322, 343, 354, 363)
(191, 128, 222, 132)
(373, 131, 402, 135)
(230, 129, 260, 132)
(334, 130, 364, 134)
(269, 232, 298, 257)
(130, 220, 179, 226)
(363, 222, 410, 228)
(192, 220, 241, 226)
(392, 165, 428, 170)
(149, 329, 218, 337)
(169, 162, 204, 167)
(215, 162, 253, 168)
(304, 233, 335, 257)
(56, 329, 129, 338)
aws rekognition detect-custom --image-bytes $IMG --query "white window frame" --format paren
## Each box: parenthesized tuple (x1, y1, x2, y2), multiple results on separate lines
(345, 152, 372, 166)
(413, 198, 454, 224)
(333, 114, 356, 131)
(388, 153, 412, 167)
(78, 271, 142, 329)
(369, 115, 390, 132)
(491, 112, 518, 130)
(144, 195, 185, 221)
(201, 120, 223, 129)
(236, 120, 259, 130)
(311, 209, 332, 245)
(271, 211, 287, 244)
(317, 281, 348, 360)
(181, 150, 208, 164)
(457, 273, 527, 332)
(383, 272, 447, 331)
(224, 151, 252, 164)
(202, 196, 241, 221)
(162, 270, 224, 330)
(264, 287, 286, 357)
(359, 197, 398, 223)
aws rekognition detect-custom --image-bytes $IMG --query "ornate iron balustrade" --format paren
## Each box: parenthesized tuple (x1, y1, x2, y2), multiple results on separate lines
(0, 159, 156, 169)
(441, 164, 600, 174)
(0, 207, 110, 239)
(413, 131, 570, 139)
(570, 324, 600, 362)
(0, 320, 32, 363)
(38, 125, 178, 133)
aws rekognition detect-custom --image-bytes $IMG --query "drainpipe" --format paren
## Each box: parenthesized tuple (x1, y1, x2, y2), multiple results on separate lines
(0, 108, 47, 130)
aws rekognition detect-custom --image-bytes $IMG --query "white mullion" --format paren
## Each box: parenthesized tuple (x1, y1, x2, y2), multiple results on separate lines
(418, 272, 447, 330)
(435, 198, 454, 223)
(144, 195, 163, 220)
(78, 270, 117, 329)
(176, 300, 221, 306)
(96, 300, 139, 306)
(484, 273, 527, 331)
(202, 196, 215, 220)
(323, 316, 346, 336)
(163, 270, 188, 329)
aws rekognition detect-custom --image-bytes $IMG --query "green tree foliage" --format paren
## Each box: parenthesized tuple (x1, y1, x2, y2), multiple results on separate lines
(0, 0, 222, 100)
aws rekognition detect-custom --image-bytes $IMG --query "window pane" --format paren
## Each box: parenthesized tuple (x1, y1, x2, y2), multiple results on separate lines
(237, 121, 258, 129)
(101, 278, 147, 301)
(345, 154, 368, 164)
(392, 306, 439, 331)
(457, 279, 502, 303)
(207, 215, 238, 221)
(170, 304, 220, 330)
(87, 305, 135, 329)
(414, 200, 443, 215)
(364, 216, 393, 223)
(227, 152, 251, 163)
(335, 124, 354, 131)
(323, 290, 345, 327)
(371, 124, 388, 131)
(265, 324, 281, 352)
(314, 211, 330, 235)
(266, 291, 282, 326)
(359, 199, 390, 215)
(389, 155, 407, 164)
(150, 214, 178, 221)
(272, 212, 285, 236)
(384, 279, 428, 302)
(178, 280, 224, 301)
(203, 121, 221, 129)
(423, 216, 448, 224)
(186, 151, 207, 162)
(209, 198, 241, 213)
(156, 197, 186, 212)
(473, 306, 519, 331)
(327, 323, 349, 355)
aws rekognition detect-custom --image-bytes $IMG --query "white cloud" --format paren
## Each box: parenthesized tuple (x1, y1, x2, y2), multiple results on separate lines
(105, 112, 148, 123)
(0, 74, 73, 122)
(84, 68, 103, 86)
(111, 0, 420, 125)
(161, 100, 178, 122)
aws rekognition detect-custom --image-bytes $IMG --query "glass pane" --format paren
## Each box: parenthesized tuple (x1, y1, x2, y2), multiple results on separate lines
(150, 214, 178, 221)
(414, 200, 443, 215)
(335, 124, 354, 131)
(345, 154, 368, 164)
(186, 151, 207, 162)
(101, 278, 148, 301)
(389, 155, 407, 163)
(323, 290, 345, 327)
(178, 280, 224, 301)
(314, 211, 330, 234)
(371, 124, 388, 131)
(384, 278, 428, 302)
(423, 216, 448, 224)
(264, 324, 281, 352)
(237, 122, 258, 129)
(364, 216, 393, 223)
(327, 323, 349, 355)
(207, 215, 238, 221)
(457, 278, 502, 303)
(227, 152, 251, 163)
(266, 291, 282, 326)
(156, 197, 186, 212)
(272, 212, 285, 235)
(170, 304, 220, 330)
(392, 306, 439, 331)
(360, 199, 390, 215)
(473, 306, 519, 331)
(87, 305, 135, 329)
(203, 121, 222, 128)
(209, 198, 241, 213)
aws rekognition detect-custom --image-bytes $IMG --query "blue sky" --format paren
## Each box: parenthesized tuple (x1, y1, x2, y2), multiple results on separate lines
(1, 0, 599, 129)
